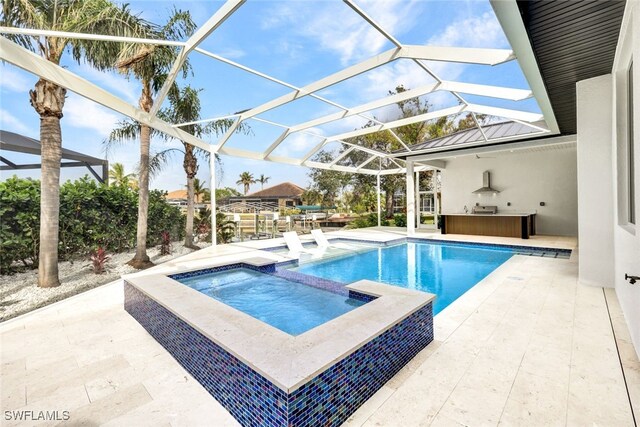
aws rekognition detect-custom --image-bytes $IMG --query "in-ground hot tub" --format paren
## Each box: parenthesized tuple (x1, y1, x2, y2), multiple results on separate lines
(124, 258, 434, 427)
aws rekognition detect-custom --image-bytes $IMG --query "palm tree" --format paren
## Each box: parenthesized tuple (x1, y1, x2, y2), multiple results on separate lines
(108, 163, 137, 188)
(106, 10, 195, 268)
(257, 174, 271, 190)
(151, 84, 239, 249)
(192, 178, 207, 203)
(236, 172, 255, 195)
(2, 0, 149, 287)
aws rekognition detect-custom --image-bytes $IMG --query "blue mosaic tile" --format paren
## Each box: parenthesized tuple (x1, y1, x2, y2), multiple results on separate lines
(348, 290, 378, 302)
(169, 261, 282, 281)
(125, 282, 288, 426)
(288, 302, 433, 427)
(271, 268, 348, 296)
(260, 235, 570, 258)
(124, 281, 433, 427)
(405, 237, 572, 258)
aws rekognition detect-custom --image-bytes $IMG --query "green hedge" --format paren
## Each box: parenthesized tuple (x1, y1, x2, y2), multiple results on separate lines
(0, 176, 184, 273)
(349, 213, 389, 229)
(393, 213, 407, 227)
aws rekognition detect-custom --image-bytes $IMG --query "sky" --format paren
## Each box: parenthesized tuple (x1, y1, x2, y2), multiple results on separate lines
(0, 0, 540, 194)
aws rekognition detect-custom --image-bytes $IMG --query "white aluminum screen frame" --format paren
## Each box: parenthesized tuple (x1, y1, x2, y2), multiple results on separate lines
(0, 0, 557, 177)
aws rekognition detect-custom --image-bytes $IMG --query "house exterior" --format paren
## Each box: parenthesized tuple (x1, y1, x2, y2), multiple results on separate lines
(165, 189, 205, 207)
(222, 182, 305, 212)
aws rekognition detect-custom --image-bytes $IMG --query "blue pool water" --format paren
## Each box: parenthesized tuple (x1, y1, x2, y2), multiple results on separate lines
(291, 242, 515, 314)
(175, 268, 365, 336)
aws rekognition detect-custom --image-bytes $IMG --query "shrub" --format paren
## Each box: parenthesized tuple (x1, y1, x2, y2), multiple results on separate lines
(393, 213, 407, 227)
(0, 177, 41, 273)
(0, 176, 185, 274)
(349, 213, 389, 229)
(194, 208, 235, 244)
(88, 247, 111, 274)
(159, 231, 172, 255)
(147, 189, 184, 246)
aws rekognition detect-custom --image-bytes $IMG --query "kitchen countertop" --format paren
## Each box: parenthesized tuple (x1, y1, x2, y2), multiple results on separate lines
(442, 212, 536, 217)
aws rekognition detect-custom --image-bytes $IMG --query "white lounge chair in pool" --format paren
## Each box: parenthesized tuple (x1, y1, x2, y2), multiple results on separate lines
(310, 229, 354, 250)
(282, 231, 325, 257)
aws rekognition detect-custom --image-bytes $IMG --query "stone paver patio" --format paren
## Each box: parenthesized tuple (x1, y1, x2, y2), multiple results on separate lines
(1, 230, 638, 426)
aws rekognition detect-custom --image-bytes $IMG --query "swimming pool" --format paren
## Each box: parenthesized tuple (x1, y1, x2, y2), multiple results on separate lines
(290, 241, 515, 314)
(175, 268, 366, 335)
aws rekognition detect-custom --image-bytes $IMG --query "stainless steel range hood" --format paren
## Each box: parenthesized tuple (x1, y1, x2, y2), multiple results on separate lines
(472, 171, 500, 194)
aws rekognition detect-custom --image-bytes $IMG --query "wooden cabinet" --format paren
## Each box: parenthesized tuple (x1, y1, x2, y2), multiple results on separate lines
(441, 214, 536, 239)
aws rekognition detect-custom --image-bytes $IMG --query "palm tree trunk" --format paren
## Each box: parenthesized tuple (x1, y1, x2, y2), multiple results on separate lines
(185, 176, 195, 247)
(30, 78, 66, 288)
(129, 83, 154, 269)
(38, 116, 63, 287)
(183, 145, 198, 249)
(128, 123, 152, 269)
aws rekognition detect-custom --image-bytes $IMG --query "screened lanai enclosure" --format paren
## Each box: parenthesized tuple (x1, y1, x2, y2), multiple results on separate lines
(0, 0, 562, 243)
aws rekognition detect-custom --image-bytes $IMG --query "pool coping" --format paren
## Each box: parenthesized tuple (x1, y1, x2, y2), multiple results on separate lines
(262, 235, 572, 256)
(124, 263, 435, 394)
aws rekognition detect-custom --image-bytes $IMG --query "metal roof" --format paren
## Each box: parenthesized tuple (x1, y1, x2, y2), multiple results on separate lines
(0, 130, 108, 182)
(517, 0, 627, 135)
(398, 121, 540, 154)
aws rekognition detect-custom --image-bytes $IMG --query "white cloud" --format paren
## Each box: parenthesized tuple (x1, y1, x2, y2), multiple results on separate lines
(427, 11, 507, 49)
(74, 64, 140, 105)
(343, 10, 509, 108)
(261, 0, 422, 65)
(421, 10, 508, 82)
(64, 94, 120, 136)
(215, 47, 246, 60)
(274, 127, 325, 157)
(0, 66, 35, 93)
(0, 109, 31, 134)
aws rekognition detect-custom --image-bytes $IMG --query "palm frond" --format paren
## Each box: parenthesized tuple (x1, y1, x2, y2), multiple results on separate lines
(103, 118, 140, 156)
(148, 148, 182, 178)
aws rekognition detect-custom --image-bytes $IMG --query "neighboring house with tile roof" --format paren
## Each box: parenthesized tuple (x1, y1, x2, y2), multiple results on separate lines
(221, 182, 305, 212)
(165, 189, 205, 206)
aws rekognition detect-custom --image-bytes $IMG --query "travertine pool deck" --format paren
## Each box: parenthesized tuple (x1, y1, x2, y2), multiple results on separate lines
(1, 229, 638, 426)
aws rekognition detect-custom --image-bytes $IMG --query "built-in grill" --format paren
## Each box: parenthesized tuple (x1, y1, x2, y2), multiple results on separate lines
(472, 205, 498, 215)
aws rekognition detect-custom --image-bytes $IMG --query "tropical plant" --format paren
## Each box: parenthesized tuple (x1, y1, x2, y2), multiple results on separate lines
(194, 208, 235, 244)
(106, 9, 195, 268)
(150, 83, 246, 249)
(192, 178, 207, 203)
(215, 187, 241, 200)
(108, 162, 137, 189)
(236, 172, 256, 195)
(1, 0, 150, 287)
(88, 247, 110, 274)
(159, 231, 172, 255)
(257, 174, 271, 190)
(216, 212, 236, 244)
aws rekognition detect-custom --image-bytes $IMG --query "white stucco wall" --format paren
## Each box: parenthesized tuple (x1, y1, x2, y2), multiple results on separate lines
(576, 75, 615, 289)
(611, 0, 640, 357)
(440, 146, 578, 236)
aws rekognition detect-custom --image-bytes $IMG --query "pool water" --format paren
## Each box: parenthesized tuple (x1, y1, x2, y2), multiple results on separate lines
(291, 242, 515, 314)
(175, 268, 365, 336)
